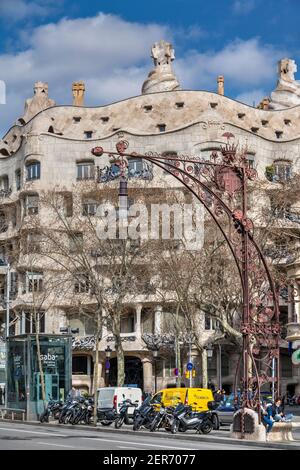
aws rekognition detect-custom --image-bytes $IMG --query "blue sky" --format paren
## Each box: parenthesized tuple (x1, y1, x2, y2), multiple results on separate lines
(0, 0, 300, 136)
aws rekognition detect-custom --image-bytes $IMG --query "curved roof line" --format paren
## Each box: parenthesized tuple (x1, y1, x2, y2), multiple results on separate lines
(3, 88, 300, 140)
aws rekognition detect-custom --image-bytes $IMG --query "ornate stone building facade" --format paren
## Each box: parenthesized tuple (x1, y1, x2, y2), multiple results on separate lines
(0, 40, 300, 395)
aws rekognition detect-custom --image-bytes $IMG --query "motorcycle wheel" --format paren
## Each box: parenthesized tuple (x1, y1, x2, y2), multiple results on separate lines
(115, 416, 125, 429)
(39, 412, 48, 423)
(171, 420, 179, 434)
(85, 414, 92, 425)
(199, 420, 213, 434)
(64, 410, 73, 424)
(100, 420, 113, 426)
(149, 417, 160, 432)
(133, 417, 143, 431)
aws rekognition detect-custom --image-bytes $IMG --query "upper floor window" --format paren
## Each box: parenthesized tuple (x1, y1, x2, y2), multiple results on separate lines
(274, 160, 292, 182)
(26, 161, 40, 181)
(69, 232, 83, 253)
(82, 200, 97, 216)
(15, 169, 21, 191)
(20, 311, 45, 334)
(25, 194, 39, 215)
(74, 273, 90, 294)
(23, 271, 43, 293)
(246, 154, 255, 169)
(76, 161, 95, 180)
(0, 175, 9, 191)
(84, 131, 93, 139)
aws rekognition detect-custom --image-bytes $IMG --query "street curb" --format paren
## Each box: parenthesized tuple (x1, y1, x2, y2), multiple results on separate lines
(1, 419, 300, 450)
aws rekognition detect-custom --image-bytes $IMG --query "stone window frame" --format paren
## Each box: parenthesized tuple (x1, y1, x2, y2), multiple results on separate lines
(25, 160, 41, 181)
(76, 160, 95, 181)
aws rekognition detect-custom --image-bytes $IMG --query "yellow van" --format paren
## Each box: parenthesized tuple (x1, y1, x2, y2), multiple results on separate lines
(151, 387, 214, 412)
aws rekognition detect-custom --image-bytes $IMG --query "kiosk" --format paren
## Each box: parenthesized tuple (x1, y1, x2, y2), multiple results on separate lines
(6, 334, 72, 420)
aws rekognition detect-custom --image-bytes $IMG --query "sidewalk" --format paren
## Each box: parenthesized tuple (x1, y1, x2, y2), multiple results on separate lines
(1, 418, 300, 450)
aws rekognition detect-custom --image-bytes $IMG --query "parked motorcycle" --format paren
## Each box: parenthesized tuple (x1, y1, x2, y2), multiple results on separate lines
(71, 398, 94, 425)
(170, 402, 214, 434)
(114, 399, 139, 429)
(97, 407, 118, 426)
(39, 396, 63, 423)
(133, 395, 155, 431)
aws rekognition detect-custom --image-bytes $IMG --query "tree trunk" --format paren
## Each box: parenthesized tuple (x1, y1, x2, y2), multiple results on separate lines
(116, 337, 125, 387)
(35, 321, 46, 410)
(201, 348, 208, 389)
(93, 342, 99, 427)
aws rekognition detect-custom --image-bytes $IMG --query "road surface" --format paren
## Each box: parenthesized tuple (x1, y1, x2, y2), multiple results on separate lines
(0, 422, 272, 450)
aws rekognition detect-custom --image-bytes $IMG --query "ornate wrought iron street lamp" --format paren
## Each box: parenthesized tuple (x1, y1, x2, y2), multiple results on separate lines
(91, 135, 281, 418)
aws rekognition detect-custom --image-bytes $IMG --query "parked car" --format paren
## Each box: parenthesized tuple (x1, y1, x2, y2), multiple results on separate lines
(151, 387, 214, 413)
(97, 387, 142, 417)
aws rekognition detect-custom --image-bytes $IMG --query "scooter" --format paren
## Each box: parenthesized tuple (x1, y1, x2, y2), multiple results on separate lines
(133, 395, 156, 431)
(170, 402, 214, 434)
(39, 396, 63, 423)
(97, 407, 118, 426)
(114, 398, 139, 429)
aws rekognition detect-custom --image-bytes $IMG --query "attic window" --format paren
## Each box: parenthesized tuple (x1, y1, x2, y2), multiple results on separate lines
(238, 113, 245, 119)
(284, 119, 291, 126)
(261, 120, 269, 127)
(144, 105, 153, 112)
(251, 127, 259, 133)
(112, 127, 120, 132)
(84, 131, 93, 139)
(73, 117, 81, 123)
(158, 124, 166, 133)
(210, 102, 218, 109)
(275, 131, 283, 139)
(175, 102, 184, 109)
(101, 116, 110, 123)
(48, 126, 54, 133)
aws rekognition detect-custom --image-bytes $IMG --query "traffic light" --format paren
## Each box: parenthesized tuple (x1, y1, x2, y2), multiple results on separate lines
(185, 371, 190, 379)
(192, 369, 196, 378)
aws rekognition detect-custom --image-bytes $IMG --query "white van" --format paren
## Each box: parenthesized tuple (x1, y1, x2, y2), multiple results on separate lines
(97, 387, 142, 416)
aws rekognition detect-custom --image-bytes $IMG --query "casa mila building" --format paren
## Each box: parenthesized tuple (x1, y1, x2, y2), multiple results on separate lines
(0, 40, 300, 396)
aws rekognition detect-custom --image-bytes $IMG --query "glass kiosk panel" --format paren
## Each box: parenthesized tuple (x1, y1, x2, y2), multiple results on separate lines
(6, 334, 72, 420)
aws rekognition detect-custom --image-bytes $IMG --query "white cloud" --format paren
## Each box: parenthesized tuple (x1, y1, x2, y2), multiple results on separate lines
(0, 13, 170, 135)
(0, 0, 58, 22)
(233, 0, 256, 15)
(174, 38, 285, 90)
(0, 13, 288, 137)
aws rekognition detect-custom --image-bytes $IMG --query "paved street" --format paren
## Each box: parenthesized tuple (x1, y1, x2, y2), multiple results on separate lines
(0, 422, 275, 450)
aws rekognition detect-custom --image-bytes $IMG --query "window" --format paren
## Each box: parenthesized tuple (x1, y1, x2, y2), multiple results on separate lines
(74, 274, 90, 293)
(143, 105, 152, 112)
(73, 117, 81, 123)
(142, 308, 155, 334)
(20, 311, 45, 334)
(10, 272, 18, 300)
(76, 162, 95, 180)
(261, 120, 269, 127)
(120, 312, 135, 333)
(26, 161, 40, 181)
(274, 160, 292, 181)
(84, 131, 93, 139)
(25, 194, 39, 215)
(26, 232, 41, 254)
(275, 130, 283, 139)
(0, 212, 7, 233)
(205, 314, 217, 330)
(0, 175, 9, 191)
(23, 272, 43, 293)
(100, 116, 109, 123)
(63, 193, 73, 217)
(72, 356, 88, 375)
(246, 154, 255, 169)
(157, 124, 166, 132)
(175, 102, 184, 109)
(15, 169, 21, 190)
(128, 158, 144, 175)
(82, 200, 97, 216)
(69, 232, 83, 253)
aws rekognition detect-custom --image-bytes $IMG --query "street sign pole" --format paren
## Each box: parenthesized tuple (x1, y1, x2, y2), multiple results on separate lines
(189, 341, 192, 388)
